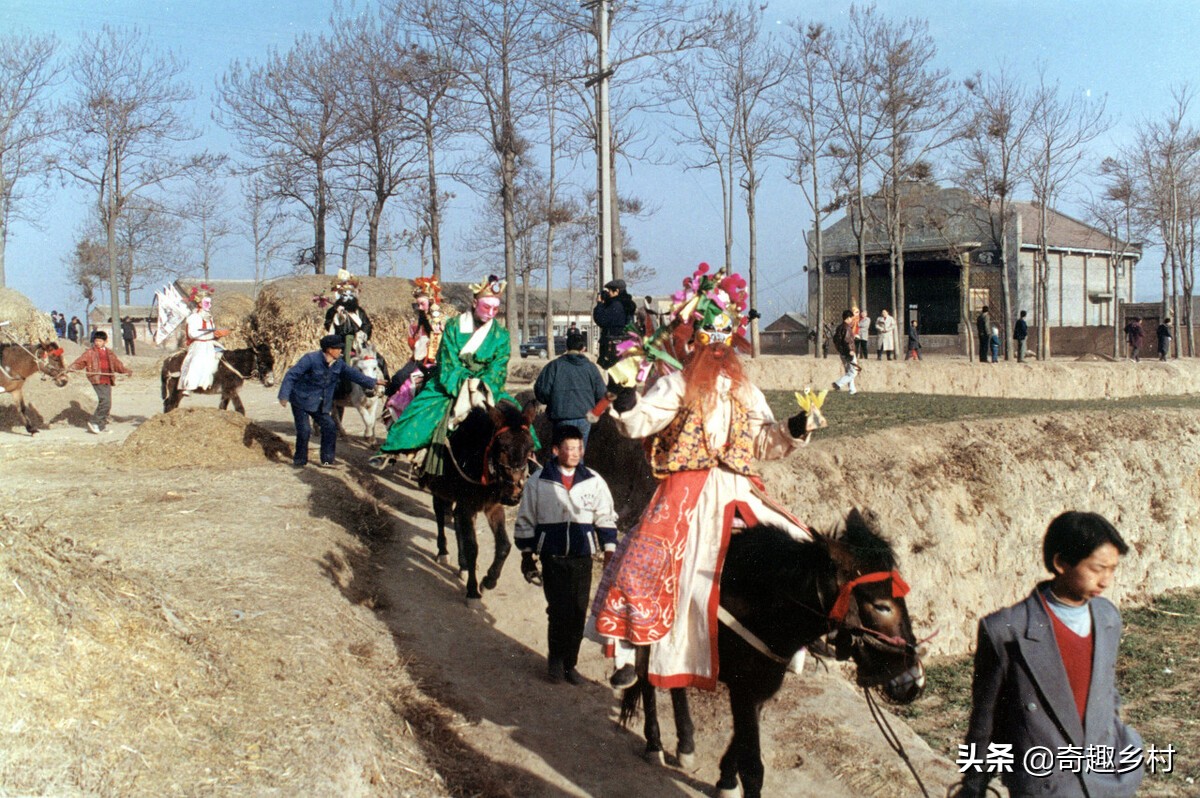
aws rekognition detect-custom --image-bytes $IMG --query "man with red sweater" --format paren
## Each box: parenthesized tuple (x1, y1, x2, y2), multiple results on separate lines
(953, 512, 1144, 798)
(70, 330, 132, 434)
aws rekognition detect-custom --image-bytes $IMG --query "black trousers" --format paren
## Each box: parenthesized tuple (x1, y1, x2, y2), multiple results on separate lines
(123, 338, 135, 356)
(541, 555, 593, 671)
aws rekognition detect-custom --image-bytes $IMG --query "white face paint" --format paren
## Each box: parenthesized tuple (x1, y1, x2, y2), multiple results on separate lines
(474, 296, 500, 322)
(200, 297, 212, 312)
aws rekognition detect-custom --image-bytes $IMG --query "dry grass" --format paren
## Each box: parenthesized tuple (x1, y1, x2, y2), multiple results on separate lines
(0, 286, 56, 344)
(120, 407, 292, 468)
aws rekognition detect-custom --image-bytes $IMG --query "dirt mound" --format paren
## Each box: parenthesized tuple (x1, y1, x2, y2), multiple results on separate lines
(121, 407, 291, 467)
(0, 286, 56, 343)
(253, 275, 463, 379)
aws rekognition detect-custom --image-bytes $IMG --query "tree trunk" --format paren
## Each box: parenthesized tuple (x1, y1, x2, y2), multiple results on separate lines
(425, 118, 442, 281)
(367, 198, 384, 278)
(609, 154, 623, 282)
(999, 204, 1012, 361)
(746, 164, 760, 359)
(502, 148, 519, 358)
(314, 162, 328, 275)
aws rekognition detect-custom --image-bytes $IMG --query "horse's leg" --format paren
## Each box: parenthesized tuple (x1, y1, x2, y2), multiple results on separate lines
(479, 502, 511, 592)
(15, 388, 35, 435)
(226, 384, 245, 415)
(728, 688, 766, 798)
(670, 687, 696, 769)
(432, 494, 450, 564)
(455, 504, 481, 602)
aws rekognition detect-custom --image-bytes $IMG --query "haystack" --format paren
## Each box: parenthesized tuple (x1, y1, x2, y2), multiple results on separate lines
(0, 286, 56, 344)
(252, 275, 462, 377)
(121, 407, 291, 467)
(212, 292, 255, 349)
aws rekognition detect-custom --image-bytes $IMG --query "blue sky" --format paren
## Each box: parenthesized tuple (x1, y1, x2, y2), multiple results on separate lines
(4, 0, 1200, 320)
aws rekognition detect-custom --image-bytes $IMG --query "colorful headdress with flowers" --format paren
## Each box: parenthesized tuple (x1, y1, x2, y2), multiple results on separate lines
(188, 283, 214, 306)
(606, 263, 752, 387)
(331, 269, 360, 296)
(412, 276, 444, 305)
(469, 274, 506, 299)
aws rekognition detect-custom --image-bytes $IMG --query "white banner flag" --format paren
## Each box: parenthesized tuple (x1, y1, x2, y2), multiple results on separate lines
(154, 284, 189, 345)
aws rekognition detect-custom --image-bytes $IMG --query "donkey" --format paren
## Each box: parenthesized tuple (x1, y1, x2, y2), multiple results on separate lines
(421, 399, 538, 604)
(333, 344, 384, 443)
(0, 340, 69, 434)
(620, 510, 925, 798)
(161, 343, 274, 414)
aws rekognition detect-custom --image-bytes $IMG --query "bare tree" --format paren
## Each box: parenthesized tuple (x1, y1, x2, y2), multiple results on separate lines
(870, 11, 963, 342)
(823, 5, 887, 311)
(1092, 157, 1147, 356)
(1027, 72, 1109, 360)
(958, 67, 1041, 359)
(66, 237, 107, 321)
(218, 32, 353, 275)
(180, 165, 233, 282)
(780, 21, 838, 357)
(240, 174, 298, 289)
(334, 11, 427, 276)
(58, 25, 215, 335)
(0, 33, 62, 287)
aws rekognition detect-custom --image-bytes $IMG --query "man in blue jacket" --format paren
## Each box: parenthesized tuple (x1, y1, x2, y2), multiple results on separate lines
(278, 334, 383, 468)
(533, 329, 606, 447)
(515, 425, 618, 685)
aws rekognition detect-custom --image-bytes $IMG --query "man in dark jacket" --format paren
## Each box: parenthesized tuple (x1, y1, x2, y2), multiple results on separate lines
(1157, 317, 1172, 361)
(121, 316, 137, 356)
(975, 306, 990, 363)
(592, 279, 637, 369)
(1124, 317, 1144, 362)
(533, 330, 606, 447)
(1012, 310, 1029, 363)
(278, 334, 382, 467)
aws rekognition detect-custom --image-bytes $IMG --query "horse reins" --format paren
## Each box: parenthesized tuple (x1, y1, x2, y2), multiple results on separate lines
(863, 684, 932, 798)
(0, 332, 66, 382)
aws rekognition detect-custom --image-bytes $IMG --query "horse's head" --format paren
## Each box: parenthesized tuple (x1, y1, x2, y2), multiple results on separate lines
(485, 400, 538, 506)
(252, 342, 275, 387)
(352, 344, 381, 382)
(36, 341, 69, 387)
(825, 509, 925, 704)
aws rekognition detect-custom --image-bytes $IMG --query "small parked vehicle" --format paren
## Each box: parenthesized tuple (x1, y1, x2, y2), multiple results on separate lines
(519, 335, 568, 358)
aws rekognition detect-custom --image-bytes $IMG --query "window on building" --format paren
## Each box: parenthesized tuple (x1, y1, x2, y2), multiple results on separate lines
(969, 288, 991, 313)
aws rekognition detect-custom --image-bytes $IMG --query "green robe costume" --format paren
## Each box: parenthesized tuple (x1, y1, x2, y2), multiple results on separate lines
(379, 314, 531, 474)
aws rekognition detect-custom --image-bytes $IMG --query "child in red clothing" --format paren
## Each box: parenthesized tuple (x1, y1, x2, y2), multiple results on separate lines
(69, 330, 132, 433)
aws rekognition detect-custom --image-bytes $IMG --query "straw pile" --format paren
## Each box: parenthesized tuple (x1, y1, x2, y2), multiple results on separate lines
(120, 407, 291, 467)
(0, 286, 56, 344)
(213, 292, 256, 349)
(252, 275, 464, 378)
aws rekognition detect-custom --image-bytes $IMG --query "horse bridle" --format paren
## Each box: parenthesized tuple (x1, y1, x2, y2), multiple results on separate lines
(445, 422, 535, 487)
(35, 344, 67, 380)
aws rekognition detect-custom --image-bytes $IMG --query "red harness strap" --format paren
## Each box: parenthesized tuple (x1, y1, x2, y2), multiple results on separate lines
(480, 424, 528, 485)
(828, 570, 910, 623)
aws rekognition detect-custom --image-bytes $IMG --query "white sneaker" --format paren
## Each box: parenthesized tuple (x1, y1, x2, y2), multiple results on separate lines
(87, 422, 100, 434)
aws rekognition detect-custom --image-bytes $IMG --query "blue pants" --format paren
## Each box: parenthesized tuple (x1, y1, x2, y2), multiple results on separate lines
(292, 403, 337, 465)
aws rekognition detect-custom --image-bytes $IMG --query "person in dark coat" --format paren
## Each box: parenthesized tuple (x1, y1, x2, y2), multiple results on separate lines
(120, 316, 137, 356)
(592, 279, 637, 369)
(1123, 317, 1144, 362)
(975, 306, 990, 363)
(278, 334, 383, 467)
(952, 512, 1143, 798)
(1157, 317, 1172, 361)
(906, 320, 921, 360)
(1013, 310, 1029, 362)
(533, 330, 606, 447)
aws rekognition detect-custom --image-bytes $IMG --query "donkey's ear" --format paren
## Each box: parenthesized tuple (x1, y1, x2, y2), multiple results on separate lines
(521, 399, 540, 425)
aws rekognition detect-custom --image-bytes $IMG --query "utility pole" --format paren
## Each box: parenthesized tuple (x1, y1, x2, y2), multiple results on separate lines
(585, 0, 613, 291)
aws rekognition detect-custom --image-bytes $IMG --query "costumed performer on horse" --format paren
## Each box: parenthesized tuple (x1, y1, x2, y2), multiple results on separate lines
(384, 277, 446, 424)
(589, 262, 827, 691)
(179, 284, 229, 394)
(323, 269, 373, 360)
(369, 274, 535, 474)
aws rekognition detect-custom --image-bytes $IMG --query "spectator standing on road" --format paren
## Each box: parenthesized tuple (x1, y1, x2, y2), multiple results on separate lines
(906, 320, 921, 361)
(1124, 317, 1144, 362)
(533, 329, 606, 448)
(592, 279, 637, 369)
(854, 309, 871, 359)
(278, 334, 383, 468)
(975, 306, 991, 363)
(832, 309, 859, 394)
(51, 311, 63, 338)
(67, 316, 83, 344)
(1157, 317, 1172, 361)
(1013, 310, 1029, 362)
(69, 330, 132, 435)
(988, 325, 1001, 363)
(516, 425, 618, 685)
(952, 511, 1143, 798)
(875, 308, 896, 360)
(121, 316, 137, 356)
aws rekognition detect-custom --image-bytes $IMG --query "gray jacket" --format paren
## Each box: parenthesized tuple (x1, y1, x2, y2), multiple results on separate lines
(959, 586, 1143, 797)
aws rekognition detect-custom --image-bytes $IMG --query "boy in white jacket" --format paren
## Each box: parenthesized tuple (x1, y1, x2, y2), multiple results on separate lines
(516, 425, 618, 684)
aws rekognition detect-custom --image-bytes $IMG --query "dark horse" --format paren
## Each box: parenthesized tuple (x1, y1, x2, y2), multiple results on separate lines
(620, 510, 926, 798)
(0, 340, 69, 434)
(161, 343, 275, 414)
(421, 399, 538, 603)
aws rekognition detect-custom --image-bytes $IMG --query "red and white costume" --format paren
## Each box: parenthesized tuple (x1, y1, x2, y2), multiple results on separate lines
(590, 369, 810, 689)
(179, 308, 220, 391)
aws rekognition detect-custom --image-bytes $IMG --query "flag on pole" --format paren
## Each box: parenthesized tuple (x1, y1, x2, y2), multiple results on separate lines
(154, 284, 189, 345)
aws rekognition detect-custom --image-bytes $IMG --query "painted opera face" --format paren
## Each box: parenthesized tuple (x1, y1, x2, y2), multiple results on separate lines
(474, 296, 501, 323)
